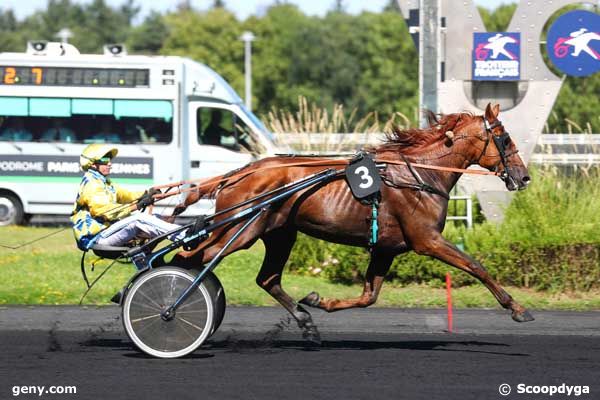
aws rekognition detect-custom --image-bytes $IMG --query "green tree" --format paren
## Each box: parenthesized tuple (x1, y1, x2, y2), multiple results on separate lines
(245, 4, 314, 113)
(212, 0, 226, 9)
(352, 11, 418, 121)
(76, 0, 135, 52)
(247, 5, 418, 124)
(127, 11, 169, 54)
(119, 0, 141, 25)
(18, 0, 85, 46)
(15, 0, 137, 54)
(161, 8, 244, 94)
(384, 0, 401, 13)
(0, 9, 24, 52)
(332, 0, 347, 14)
(478, 4, 517, 32)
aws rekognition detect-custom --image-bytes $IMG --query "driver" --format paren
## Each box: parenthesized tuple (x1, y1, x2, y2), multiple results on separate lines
(71, 144, 183, 250)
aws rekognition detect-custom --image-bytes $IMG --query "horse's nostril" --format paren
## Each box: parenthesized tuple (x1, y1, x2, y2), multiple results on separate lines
(522, 176, 531, 184)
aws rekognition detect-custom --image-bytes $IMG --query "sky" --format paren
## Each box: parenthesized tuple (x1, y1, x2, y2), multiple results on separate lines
(2, 0, 515, 24)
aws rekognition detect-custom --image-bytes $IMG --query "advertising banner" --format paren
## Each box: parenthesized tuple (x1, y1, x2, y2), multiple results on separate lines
(0, 155, 153, 182)
(473, 32, 521, 81)
(546, 10, 600, 77)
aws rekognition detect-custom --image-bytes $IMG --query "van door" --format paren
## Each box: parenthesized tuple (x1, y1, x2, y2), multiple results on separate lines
(187, 102, 257, 181)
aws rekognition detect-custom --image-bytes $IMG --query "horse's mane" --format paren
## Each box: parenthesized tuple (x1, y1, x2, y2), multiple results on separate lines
(374, 110, 473, 155)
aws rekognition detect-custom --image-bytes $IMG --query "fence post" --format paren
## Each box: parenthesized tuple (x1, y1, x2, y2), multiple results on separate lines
(446, 272, 453, 333)
(466, 196, 473, 229)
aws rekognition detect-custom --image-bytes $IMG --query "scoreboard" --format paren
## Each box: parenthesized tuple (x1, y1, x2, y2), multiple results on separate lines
(0, 66, 149, 87)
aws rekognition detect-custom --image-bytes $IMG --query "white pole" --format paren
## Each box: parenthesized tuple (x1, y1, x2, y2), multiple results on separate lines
(55, 28, 73, 44)
(240, 31, 256, 110)
(418, 0, 440, 127)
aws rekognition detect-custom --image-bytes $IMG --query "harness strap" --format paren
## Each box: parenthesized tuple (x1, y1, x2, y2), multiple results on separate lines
(80, 251, 91, 289)
(369, 196, 379, 251)
(401, 154, 450, 200)
(381, 175, 450, 200)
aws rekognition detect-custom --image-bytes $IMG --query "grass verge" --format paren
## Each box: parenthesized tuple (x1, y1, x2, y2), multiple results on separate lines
(0, 226, 599, 310)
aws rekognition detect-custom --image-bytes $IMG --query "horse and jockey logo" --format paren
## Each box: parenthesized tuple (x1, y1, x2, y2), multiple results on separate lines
(473, 32, 520, 81)
(547, 10, 600, 77)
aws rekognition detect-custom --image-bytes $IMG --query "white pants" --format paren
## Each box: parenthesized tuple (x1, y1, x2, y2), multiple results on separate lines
(95, 213, 184, 247)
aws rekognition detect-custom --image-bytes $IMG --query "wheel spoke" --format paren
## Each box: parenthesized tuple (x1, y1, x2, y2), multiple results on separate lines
(134, 289, 163, 310)
(130, 299, 162, 313)
(131, 313, 160, 323)
(176, 315, 205, 331)
(132, 313, 162, 336)
(178, 295, 207, 310)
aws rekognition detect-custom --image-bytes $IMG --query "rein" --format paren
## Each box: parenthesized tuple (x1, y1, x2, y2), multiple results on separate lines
(151, 157, 499, 203)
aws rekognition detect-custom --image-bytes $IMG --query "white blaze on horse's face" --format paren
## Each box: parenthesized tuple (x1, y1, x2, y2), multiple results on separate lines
(477, 104, 531, 191)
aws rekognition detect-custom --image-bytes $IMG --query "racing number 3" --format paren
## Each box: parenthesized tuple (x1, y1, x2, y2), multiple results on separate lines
(354, 166, 373, 189)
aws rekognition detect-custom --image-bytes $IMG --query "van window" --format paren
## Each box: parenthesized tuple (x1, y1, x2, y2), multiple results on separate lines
(0, 97, 173, 144)
(196, 107, 264, 154)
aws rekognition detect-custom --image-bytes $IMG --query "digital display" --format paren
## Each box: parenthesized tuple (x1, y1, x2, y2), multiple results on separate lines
(0, 66, 150, 87)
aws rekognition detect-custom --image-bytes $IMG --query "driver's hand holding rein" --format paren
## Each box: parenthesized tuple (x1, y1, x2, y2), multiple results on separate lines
(70, 144, 183, 250)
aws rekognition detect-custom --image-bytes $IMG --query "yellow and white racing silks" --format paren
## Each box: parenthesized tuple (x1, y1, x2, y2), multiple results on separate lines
(70, 169, 143, 250)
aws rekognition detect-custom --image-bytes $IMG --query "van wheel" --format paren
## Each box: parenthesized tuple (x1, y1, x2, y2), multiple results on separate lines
(0, 193, 24, 226)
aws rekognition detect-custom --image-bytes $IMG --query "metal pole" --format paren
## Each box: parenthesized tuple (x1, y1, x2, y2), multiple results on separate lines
(240, 31, 255, 110)
(419, 0, 440, 127)
(55, 28, 73, 44)
(466, 197, 473, 229)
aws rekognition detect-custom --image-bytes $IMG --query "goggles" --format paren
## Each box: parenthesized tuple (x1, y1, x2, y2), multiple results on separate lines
(95, 156, 112, 165)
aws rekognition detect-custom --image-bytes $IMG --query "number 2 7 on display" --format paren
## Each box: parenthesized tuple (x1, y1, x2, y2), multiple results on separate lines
(3, 67, 43, 84)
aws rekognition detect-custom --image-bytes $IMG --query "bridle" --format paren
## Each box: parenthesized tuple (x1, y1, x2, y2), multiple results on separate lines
(477, 117, 518, 183)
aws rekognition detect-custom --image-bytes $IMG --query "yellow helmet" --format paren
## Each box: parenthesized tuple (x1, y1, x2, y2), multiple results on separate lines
(80, 144, 118, 171)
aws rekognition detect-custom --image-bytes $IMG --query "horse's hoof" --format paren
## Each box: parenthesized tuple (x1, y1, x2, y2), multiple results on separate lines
(512, 309, 535, 323)
(299, 292, 321, 308)
(302, 327, 322, 346)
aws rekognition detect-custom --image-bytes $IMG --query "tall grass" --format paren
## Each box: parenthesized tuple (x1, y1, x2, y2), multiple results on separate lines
(544, 111, 597, 134)
(266, 95, 413, 134)
(487, 166, 600, 246)
(265, 96, 414, 153)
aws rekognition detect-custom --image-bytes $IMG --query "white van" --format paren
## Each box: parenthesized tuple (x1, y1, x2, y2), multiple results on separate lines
(0, 42, 279, 225)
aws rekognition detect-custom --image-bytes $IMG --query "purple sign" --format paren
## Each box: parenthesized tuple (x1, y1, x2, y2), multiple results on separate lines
(473, 32, 521, 81)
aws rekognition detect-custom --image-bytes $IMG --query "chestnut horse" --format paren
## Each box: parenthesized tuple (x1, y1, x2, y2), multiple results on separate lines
(173, 104, 533, 342)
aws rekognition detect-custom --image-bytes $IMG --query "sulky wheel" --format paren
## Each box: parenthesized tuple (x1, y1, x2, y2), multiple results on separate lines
(191, 269, 226, 336)
(122, 267, 214, 358)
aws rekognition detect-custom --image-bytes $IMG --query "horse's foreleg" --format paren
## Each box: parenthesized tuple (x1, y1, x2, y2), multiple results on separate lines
(256, 230, 321, 343)
(413, 235, 534, 323)
(300, 250, 394, 312)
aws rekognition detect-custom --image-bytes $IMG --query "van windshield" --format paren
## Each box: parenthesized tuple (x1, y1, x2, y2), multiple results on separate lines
(239, 104, 275, 142)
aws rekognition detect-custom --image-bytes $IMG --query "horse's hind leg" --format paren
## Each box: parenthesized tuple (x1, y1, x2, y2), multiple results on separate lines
(300, 250, 395, 312)
(256, 229, 321, 343)
(413, 234, 534, 323)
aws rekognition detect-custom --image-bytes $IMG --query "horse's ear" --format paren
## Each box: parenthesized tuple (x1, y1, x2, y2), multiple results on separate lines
(485, 103, 500, 121)
(423, 109, 438, 127)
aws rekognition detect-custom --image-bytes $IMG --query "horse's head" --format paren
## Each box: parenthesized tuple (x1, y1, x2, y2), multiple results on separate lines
(448, 103, 530, 191)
